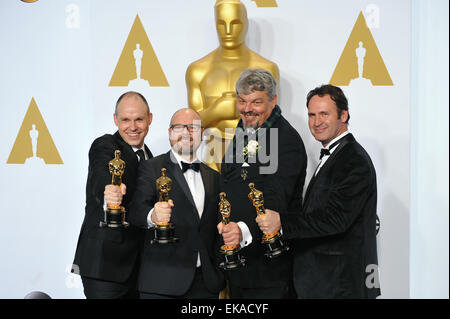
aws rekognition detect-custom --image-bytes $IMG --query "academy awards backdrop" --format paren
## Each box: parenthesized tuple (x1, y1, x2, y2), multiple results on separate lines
(0, 0, 414, 298)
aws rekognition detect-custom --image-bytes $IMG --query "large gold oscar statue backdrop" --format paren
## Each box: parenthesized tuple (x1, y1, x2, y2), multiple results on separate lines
(186, 0, 280, 172)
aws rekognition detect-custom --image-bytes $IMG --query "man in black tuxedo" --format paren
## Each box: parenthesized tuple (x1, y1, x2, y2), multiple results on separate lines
(72, 91, 153, 298)
(219, 68, 307, 298)
(129, 108, 225, 299)
(258, 84, 381, 298)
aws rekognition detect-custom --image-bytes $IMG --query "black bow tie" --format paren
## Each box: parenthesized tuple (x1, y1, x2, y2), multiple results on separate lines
(319, 148, 330, 160)
(319, 140, 341, 160)
(181, 161, 200, 173)
(136, 149, 146, 162)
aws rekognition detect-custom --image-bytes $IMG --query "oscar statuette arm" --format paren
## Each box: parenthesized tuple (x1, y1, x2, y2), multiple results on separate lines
(186, 64, 205, 113)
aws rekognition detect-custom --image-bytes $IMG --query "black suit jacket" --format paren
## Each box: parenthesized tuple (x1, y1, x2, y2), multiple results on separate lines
(72, 132, 152, 283)
(220, 108, 307, 289)
(281, 133, 381, 299)
(129, 151, 225, 296)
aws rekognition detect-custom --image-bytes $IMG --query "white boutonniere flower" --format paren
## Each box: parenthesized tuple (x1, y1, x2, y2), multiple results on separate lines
(243, 140, 260, 163)
(247, 140, 260, 156)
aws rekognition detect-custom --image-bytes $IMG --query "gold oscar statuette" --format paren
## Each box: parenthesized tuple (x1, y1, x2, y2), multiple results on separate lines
(248, 182, 289, 258)
(218, 192, 246, 269)
(186, 0, 280, 172)
(101, 150, 129, 228)
(151, 168, 178, 244)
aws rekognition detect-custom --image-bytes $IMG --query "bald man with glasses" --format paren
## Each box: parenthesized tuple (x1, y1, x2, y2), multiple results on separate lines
(129, 108, 225, 299)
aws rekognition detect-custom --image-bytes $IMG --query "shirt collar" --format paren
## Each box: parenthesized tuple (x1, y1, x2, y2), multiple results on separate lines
(170, 149, 198, 170)
(132, 146, 145, 152)
(132, 146, 146, 159)
(325, 130, 349, 150)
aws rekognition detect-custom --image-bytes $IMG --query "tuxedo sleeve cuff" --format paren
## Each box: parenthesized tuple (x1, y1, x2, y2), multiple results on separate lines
(147, 208, 155, 228)
(237, 221, 252, 248)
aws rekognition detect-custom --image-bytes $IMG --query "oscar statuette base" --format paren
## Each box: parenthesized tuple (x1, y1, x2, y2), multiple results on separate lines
(262, 233, 289, 259)
(100, 206, 129, 229)
(219, 245, 246, 270)
(150, 223, 179, 244)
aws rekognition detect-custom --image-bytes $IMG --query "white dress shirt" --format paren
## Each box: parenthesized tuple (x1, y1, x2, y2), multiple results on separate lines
(147, 150, 205, 267)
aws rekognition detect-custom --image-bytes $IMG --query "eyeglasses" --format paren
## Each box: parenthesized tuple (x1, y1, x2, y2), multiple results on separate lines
(169, 124, 202, 132)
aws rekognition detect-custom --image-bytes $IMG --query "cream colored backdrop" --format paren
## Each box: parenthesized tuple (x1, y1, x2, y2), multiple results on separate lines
(0, 0, 413, 298)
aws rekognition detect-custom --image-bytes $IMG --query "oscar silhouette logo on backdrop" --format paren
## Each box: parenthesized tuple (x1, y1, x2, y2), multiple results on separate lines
(109, 14, 169, 87)
(7, 97, 63, 164)
(251, 0, 278, 7)
(330, 11, 393, 86)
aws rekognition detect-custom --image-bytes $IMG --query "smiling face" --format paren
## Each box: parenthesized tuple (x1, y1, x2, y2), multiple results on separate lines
(215, 1, 248, 49)
(168, 109, 203, 157)
(307, 94, 348, 147)
(114, 95, 152, 149)
(237, 90, 277, 130)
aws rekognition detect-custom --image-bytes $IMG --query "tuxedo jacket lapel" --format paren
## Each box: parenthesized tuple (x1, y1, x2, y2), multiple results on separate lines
(303, 134, 355, 207)
(317, 133, 354, 175)
(199, 164, 214, 223)
(165, 152, 200, 222)
(144, 144, 153, 159)
(303, 173, 317, 206)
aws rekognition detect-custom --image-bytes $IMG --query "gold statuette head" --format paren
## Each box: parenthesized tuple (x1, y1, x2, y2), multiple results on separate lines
(214, 0, 248, 49)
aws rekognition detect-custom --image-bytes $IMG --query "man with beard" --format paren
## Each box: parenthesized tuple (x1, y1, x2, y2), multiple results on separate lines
(218, 68, 307, 298)
(129, 108, 225, 298)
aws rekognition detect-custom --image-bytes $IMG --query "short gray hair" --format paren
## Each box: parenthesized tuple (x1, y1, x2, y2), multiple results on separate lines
(235, 68, 277, 100)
